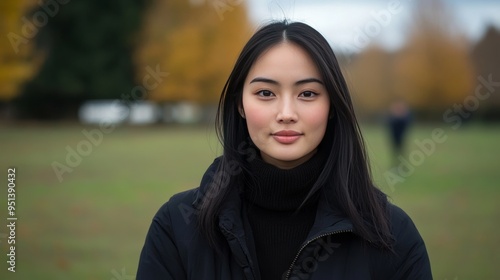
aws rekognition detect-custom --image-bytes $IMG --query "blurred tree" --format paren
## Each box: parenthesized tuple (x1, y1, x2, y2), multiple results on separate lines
(348, 45, 394, 117)
(392, 0, 475, 116)
(14, 0, 150, 119)
(135, 0, 252, 104)
(471, 26, 500, 121)
(0, 0, 39, 102)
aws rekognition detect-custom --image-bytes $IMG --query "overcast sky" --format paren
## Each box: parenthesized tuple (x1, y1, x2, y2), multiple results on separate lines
(246, 0, 500, 52)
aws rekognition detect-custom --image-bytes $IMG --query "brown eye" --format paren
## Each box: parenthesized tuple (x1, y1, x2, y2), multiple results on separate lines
(299, 91, 317, 98)
(257, 90, 275, 97)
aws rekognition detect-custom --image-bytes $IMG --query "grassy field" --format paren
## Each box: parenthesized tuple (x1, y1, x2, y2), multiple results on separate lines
(0, 122, 499, 279)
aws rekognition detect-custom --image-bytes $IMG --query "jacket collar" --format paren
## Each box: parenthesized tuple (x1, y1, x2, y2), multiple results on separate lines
(307, 188, 354, 239)
(192, 157, 355, 279)
(192, 157, 354, 238)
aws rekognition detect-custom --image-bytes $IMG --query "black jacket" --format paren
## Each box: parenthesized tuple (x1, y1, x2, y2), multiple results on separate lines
(137, 158, 432, 279)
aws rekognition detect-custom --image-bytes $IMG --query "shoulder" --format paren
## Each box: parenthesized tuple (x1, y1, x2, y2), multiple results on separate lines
(386, 203, 423, 244)
(371, 203, 432, 279)
(151, 188, 200, 236)
(152, 157, 223, 233)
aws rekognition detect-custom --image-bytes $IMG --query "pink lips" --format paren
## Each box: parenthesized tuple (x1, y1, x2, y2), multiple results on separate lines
(272, 130, 302, 144)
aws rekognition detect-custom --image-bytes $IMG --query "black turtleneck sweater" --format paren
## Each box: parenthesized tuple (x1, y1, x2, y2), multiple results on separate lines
(244, 152, 325, 280)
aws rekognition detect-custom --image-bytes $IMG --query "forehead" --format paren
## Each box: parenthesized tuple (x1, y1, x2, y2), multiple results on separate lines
(246, 42, 321, 82)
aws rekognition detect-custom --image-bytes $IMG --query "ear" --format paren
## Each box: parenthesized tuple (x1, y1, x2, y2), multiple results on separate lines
(238, 106, 246, 119)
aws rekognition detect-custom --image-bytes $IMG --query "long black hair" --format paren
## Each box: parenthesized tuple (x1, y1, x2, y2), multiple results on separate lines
(198, 20, 392, 250)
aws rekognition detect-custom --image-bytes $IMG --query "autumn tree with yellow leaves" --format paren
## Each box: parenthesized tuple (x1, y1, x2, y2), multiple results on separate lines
(392, 0, 475, 114)
(135, 0, 253, 104)
(348, 45, 394, 116)
(0, 0, 39, 101)
(347, 0, 475, 118)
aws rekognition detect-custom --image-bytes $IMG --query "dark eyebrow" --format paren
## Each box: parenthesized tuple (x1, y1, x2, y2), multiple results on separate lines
(295, 78, 324, 86)
(249, 77, 324, 86)
(249, 77, 279, 85)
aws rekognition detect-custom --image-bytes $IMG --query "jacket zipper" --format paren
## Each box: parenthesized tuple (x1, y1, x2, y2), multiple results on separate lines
(285, 229, 353, 280)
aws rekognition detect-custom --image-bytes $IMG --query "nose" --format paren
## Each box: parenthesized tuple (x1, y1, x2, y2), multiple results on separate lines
(276, 97, 298, 123)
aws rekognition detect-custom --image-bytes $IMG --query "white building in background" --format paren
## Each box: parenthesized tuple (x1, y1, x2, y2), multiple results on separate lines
(78, 100, 209, 125)
(79, 100, 129, 125)
(129, 101, 161, 124)
(171, 102, 203, 124)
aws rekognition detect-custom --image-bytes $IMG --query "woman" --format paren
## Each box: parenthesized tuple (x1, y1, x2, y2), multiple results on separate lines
(137, 21, 432, 280)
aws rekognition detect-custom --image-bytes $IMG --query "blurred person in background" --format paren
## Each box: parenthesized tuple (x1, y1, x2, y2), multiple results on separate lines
(137, 21, 432, 280)
(387, 99, 413, 164)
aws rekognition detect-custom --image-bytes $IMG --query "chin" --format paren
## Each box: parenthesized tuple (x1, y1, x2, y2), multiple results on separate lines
(271, 153, 307, 162)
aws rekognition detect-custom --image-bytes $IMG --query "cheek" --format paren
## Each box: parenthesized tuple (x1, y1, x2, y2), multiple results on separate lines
(243, 102, 270, 133)
(308, 102, 330, 124)
(305, 104, 330, 136)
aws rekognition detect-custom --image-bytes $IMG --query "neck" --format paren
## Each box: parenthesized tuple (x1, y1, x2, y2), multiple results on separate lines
(244, 151, 326, 211)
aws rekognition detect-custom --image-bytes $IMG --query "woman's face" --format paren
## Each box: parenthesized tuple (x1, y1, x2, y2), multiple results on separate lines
(242, 42, 330, 169)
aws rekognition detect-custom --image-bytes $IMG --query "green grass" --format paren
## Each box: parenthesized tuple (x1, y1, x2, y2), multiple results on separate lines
(0, 123, 499, 279)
